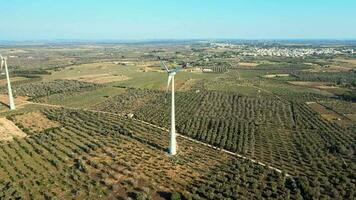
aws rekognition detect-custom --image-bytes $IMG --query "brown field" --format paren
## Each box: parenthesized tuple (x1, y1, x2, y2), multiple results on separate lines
(0, 94, 29, 109)
(263, 74, 290, 78)
(239, 62, 259, 67)
(326, 65, 353, 72)
(0, 117, 27, 141)
(307, 102, 344, 121)
(139, 60, 159, 67)
(305, 62, 354, 72)
(176, 78, 198, 91)
(288, 81, 338, 89)
(7, 49, 29, 54)
(86, 133, 232, 199)
(137, 61, 171, 72)
(345, 114, 356, 122)
(14, 111, 60, 132)
(65, 73, 130, 84)
(138, 66, 163, 73)
(159, 78, 198, 91)
(288, 81, 351, 96)
(0, 77, 29, 86)
(334, 58, 356, 65)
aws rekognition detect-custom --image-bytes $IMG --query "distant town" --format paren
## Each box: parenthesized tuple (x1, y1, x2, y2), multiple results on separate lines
(210, 43, 355, 57)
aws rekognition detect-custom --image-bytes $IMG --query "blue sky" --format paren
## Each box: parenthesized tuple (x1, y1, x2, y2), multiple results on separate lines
(1, 0, 356, 40)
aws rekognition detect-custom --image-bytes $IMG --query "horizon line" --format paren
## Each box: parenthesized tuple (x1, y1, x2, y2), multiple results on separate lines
(1, 38, 356, 42)
(1, 38, 356, 46)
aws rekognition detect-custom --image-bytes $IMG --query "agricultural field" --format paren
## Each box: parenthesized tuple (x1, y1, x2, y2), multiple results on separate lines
(0, 108, 300, 199)
(0, 42, 355, 199)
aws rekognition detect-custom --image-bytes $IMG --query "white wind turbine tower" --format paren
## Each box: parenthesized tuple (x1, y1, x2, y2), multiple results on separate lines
(0, 55, 15, 110)
(161, 60, 181, 155)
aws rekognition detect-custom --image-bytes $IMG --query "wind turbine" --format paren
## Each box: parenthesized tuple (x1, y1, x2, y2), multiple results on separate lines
(161, 60, 181, 156)
(0, 55, 15, 110)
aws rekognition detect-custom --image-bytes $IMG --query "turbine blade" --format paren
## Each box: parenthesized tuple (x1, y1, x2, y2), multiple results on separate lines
(167, 74, 173, 91)
(160, 61, 170, 72)
(165, 74, 173, 103)
(0, 58, 3, 72)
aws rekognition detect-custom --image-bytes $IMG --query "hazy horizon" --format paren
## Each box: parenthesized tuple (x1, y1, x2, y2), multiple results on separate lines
(1, 0, 356, 41)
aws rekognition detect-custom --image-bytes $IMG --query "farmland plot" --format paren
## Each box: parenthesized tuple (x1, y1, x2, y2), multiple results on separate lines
(0, 118, 27, 141)
(12, 80, 102, 100)
(0, 108, 300, 199)
(95, 89, 356, 199)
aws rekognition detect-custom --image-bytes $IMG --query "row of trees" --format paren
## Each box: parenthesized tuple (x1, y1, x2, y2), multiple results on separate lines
(0, 108, 131, 199)
(105, 89, 355, 199)
(93, 88, 161, 115)
(186, 159, 294, 199)
(320, 99, 356, 114)
(292, 71, 356, 86)
(1, 94, 354, 200)
(12, 80, 101, 99)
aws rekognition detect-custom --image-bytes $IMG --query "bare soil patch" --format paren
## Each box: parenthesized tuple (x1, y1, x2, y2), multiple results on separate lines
(14, 112, 60, 132)
(239, 62, 259, 67)
(65, 73, 130, 84)
(326, 65, 353, 72)
(138, 66, 163, 73)
(136, 61, 163, 72)
(264, 74, 290, 78)
(307, 102, 344, 121)
(84, 130, 231, 199)
(8, 49, 29, 54)
(305, 62, 354, 72)
(334, 58, 356, 65)
(288, 81, 338, 90)
(345, 114, 356, 122)
(0, 77, 28, 86)
(0, 117, 27, 141)
(0, 95, 29, 108)
(176, 79, 198, 91)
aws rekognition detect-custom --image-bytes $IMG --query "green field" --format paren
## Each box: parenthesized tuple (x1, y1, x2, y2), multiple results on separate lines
(36, 86, 126, 108)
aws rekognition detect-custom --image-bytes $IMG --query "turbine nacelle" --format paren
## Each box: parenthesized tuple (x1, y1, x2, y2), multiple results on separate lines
(169, 67, 182, 74)
(160, 60, 182, 74)
(168, 71, 176, 77)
